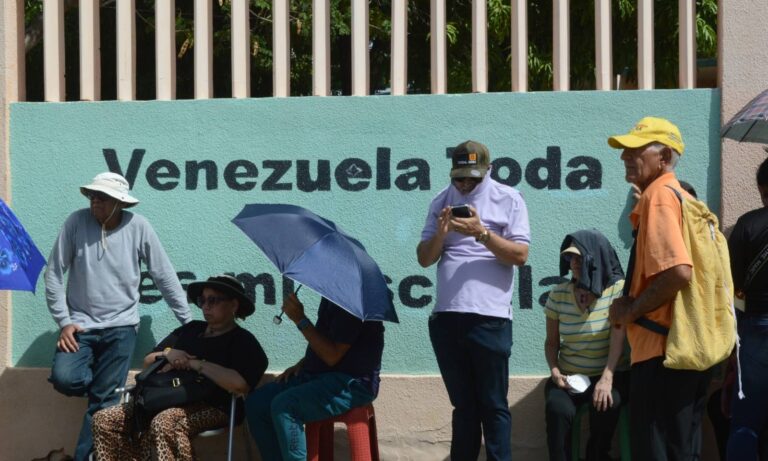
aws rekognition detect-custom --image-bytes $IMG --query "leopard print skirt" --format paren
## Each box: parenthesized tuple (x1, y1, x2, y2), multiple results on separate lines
(92, 402, 228, 461)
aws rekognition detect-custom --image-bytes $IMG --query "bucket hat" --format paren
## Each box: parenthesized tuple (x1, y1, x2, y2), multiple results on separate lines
(187, 274, 255, 318)
(80, 172, 140, 207)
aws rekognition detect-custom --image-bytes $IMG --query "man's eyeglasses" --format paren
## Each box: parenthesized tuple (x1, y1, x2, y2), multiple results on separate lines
(452, 177, 482, 185)
(85, 191, 113, 202)
(196, 295, 230, 307)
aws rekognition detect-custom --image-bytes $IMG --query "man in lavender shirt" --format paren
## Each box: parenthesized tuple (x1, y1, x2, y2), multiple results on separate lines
(417, 140, 530, 461)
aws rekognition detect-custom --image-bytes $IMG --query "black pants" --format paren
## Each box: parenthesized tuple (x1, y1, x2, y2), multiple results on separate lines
(544, 372, 629, 461)
(629, 357, 712, 461)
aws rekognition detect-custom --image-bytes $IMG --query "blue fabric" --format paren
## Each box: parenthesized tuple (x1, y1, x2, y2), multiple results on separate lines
(728, 313, 768, 460)
(48, 325, 137, 461)
(0, 198, 45, 292)
(429, 312, 513, 461)
(232, 204, 398, 322)
(302, 299, 384, 395)
(246, 372, 374, 461)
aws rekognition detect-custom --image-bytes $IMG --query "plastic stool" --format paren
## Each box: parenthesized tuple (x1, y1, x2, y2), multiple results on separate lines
(306, 404, 379, 461)
(571, 403, 631, 461)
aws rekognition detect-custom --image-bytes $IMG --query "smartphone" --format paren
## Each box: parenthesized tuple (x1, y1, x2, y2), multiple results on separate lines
(450, 205, 471, 218)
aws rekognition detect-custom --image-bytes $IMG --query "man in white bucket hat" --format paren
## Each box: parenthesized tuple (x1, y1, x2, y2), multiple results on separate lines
(44, 172, 191, 461)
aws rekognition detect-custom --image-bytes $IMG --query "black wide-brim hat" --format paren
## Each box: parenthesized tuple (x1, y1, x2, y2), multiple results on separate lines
(186, 274, 255, 318)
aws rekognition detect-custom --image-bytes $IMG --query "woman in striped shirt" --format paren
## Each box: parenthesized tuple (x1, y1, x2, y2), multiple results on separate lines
(543, 229, 628, 461)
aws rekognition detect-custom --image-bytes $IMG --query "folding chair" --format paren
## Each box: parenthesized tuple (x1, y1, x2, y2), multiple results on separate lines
(111, 388, 250, 461)
(195, 394, 252, 461)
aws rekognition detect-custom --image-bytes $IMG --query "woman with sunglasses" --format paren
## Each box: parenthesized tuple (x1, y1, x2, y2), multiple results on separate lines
(92, 274, 268, 461)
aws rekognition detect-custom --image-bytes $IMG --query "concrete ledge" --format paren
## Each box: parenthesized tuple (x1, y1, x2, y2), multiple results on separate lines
(0, 368, 721, 461)
(0, 368, 549, 460)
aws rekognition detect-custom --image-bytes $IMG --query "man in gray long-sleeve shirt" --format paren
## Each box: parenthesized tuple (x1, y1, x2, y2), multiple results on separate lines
(45, 172, 191, 461)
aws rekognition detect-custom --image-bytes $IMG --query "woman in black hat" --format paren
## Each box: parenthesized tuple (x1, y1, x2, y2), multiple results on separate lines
(92, 274, 268, 461)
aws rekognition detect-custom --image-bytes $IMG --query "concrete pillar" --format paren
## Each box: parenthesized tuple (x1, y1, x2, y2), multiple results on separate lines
(719, 0, 768, 229)
(0, 0, 16, 371)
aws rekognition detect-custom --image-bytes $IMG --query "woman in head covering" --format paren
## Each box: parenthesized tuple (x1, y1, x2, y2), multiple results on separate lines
(543, 229, 629, 461)
(92, 274, 268, 461)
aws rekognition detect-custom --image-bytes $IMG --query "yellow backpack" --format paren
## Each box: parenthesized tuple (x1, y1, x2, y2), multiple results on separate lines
(636, 186, 736, 370)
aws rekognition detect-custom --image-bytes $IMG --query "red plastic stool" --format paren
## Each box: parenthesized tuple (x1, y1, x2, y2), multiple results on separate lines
(305, 404, 379, 461)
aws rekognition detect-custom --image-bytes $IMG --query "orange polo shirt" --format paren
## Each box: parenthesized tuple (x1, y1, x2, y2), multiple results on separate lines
(626, 172, 693, 364)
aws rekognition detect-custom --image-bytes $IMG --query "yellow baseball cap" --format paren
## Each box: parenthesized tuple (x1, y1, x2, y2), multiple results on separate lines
(607, 116, 685, 155)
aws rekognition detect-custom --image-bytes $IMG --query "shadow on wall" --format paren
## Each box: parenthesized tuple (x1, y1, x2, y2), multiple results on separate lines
(16, 315, 158, 369)
(511, 378, 548, 459)
(617, 188, 636, 251)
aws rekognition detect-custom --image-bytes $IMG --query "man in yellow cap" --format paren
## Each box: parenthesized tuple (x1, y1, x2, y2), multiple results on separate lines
(607, 117, 711, 460)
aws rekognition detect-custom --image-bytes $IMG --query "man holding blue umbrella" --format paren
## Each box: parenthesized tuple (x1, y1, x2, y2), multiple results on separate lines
(245, 293, 384, 461)
(233, 203, 394, 460)
(44, 172, 191, 461)
(417, 140, 531, 461)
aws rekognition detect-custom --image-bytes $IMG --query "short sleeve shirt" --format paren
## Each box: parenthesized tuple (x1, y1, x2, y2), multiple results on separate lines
(302, 298, 385, 395)
(420, 177, 531, 319)
(626, 173, 692, 364)
(154, 321, 268, 417)
(544, 280, 625, 375)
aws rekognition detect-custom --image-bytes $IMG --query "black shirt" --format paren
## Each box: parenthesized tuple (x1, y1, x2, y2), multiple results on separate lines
(729, 206, 768, 314)
(154, 321, 268, 418)
(302, 298, 384, 396)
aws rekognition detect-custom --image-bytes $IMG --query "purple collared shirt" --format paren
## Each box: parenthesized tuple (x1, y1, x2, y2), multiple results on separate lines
(421, 176, 531, 319)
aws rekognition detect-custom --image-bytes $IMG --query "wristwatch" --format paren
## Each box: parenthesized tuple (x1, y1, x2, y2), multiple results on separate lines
(475, 228, 491, 245)
(297, 318, 312, 331)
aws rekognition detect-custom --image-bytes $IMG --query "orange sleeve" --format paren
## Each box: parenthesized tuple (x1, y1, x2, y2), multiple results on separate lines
(640, 195, 692, 278)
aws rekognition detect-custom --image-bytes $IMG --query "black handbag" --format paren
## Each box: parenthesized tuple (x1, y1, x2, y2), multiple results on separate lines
(130, 358, 217, 434)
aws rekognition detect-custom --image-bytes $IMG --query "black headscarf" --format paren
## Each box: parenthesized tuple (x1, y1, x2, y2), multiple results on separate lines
(559, 229, 624, 297)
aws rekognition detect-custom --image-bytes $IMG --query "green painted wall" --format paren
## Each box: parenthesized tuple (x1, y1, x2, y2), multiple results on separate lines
(9, 90, 720, 374)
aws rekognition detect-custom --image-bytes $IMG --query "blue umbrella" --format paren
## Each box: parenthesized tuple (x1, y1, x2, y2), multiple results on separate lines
(0, 199, 46, 292)
(232, 204, 398, 323)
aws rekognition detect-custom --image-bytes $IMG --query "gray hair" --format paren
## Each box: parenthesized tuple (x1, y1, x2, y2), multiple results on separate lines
(649, 142, 680, 169)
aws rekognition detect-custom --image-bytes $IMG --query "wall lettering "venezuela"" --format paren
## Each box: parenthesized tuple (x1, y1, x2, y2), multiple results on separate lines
(104, 145, 603, 192)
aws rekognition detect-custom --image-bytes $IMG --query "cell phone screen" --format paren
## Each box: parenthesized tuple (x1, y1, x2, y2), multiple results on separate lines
(451, 205, 471, 218)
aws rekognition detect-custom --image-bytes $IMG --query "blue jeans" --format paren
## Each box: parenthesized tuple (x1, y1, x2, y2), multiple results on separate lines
(728, 313, 768, 460)
(429, 312, 513, 461)
(48, 326, 137, 461)
(246, 371, 375, 461)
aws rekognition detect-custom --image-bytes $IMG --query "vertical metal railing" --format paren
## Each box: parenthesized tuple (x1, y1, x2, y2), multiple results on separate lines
(13, 0, 704, 103)
(273, 0, 290, 97)
(594, 0, 612, 90)
(194, 0, 213, 99)
(116, 0, 136, 100)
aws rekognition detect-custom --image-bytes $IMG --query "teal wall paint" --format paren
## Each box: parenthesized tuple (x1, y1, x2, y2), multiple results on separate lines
(9, 90, 721, 374)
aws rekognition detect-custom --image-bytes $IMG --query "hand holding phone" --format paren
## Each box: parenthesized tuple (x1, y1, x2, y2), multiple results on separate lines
(450, 205, 472, 218)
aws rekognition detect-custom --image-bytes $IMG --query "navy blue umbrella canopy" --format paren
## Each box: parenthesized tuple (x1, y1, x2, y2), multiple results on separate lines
(0, 199, 46, 292)
(721, 88, 768, 143)
(232, 204, 398, 323)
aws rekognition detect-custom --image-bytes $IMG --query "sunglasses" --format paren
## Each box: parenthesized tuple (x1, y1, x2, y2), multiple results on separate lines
(452, 177, 482, 185)
(85, 191, 113, 202)
(196, 295, 230, 307)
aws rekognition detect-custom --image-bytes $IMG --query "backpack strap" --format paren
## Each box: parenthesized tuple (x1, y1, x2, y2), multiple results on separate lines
(744, 242, 768, 290)
(635, 316, 670, 336)
(632, 185, 684, 336)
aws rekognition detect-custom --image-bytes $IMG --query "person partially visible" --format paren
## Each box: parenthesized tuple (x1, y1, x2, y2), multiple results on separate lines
(92, 274, 268, 461)
(726, 156, 768, 460)
(544, 230, 628, 461)
(417, 140, 530, 461)
(677, 180, 697, 199)
(246, 294, 384, 461)
(45, 172, 192, 461)
(607, 117, 712, 460)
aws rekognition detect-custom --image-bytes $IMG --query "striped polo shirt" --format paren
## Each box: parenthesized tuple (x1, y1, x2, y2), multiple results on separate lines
(544, 279, 625, 376)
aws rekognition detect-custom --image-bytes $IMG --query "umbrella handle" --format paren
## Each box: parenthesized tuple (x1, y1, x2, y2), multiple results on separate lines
(273, 285, 303, 325)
